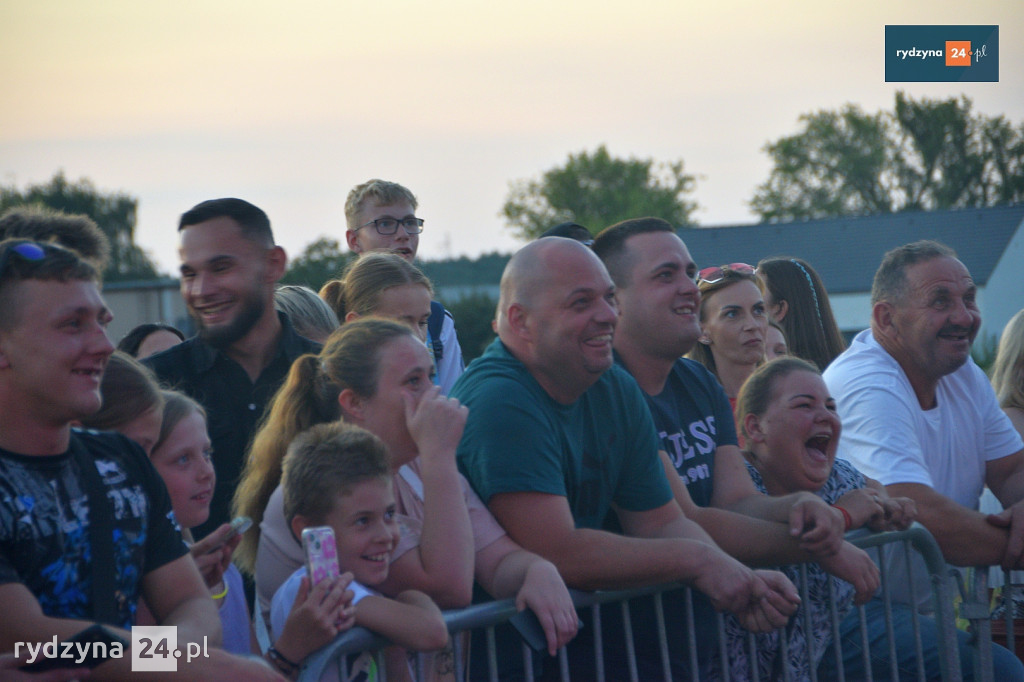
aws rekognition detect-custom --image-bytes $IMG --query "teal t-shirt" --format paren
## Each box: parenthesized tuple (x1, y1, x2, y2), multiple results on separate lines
(453, 339, 672, 530)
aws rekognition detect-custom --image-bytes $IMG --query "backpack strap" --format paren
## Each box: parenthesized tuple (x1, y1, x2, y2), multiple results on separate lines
(427, 300, 446, 362)
(71, 436, 122, 626)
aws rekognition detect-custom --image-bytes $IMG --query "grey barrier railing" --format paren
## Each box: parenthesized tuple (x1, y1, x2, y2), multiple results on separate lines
(296, 524, 1002, 681)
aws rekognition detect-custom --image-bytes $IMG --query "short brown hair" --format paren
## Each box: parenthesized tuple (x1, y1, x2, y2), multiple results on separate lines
(871, 240, 957, 306)
(0, 238, 99, 331)
(282, 421, 391, 526)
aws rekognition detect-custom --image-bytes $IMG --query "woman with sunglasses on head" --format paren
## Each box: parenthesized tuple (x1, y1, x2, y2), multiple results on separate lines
(687, 263, 769, 412)
(756, 257, 846, 371)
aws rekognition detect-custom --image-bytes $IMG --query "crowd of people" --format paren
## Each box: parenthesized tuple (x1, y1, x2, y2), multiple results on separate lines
(1, 180, 1024, 681)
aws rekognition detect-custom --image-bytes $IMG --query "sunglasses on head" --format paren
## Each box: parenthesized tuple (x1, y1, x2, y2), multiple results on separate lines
(0, 240, 49, 278)
(697, 262, 755, 285)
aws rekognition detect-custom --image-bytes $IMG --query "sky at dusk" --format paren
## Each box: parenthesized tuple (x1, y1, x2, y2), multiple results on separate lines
(2, 0, 1021, 274)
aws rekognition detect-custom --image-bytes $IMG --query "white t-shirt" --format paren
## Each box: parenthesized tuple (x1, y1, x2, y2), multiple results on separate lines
(255, 485, 421, 624)
(435, 311, 464, 396)
(270, 566, 373, 641)
(824, 329, 1024, 610)
(270, 567, 377, 682)
(824, 329, 1022, 505)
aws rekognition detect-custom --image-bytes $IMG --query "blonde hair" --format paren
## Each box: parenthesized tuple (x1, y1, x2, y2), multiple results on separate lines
(344, 179, 418, 231)
(319, 251, 432, 321)
(275, 285, 339, 342)
(232, 318, 415, 573)
(992, 309, 1024, 412)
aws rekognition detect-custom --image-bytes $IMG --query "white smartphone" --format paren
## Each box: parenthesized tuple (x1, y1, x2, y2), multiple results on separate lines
(302, 526, 340, 586)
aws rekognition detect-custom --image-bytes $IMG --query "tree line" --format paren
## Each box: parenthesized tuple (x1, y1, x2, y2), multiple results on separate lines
(3, 91, 1021, 361)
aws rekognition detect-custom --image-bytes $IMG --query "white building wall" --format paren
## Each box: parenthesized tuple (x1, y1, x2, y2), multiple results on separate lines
(976, 219, 1024, 346)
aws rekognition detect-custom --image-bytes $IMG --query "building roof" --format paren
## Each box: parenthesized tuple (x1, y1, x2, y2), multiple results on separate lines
(677, 204, 1024, 294)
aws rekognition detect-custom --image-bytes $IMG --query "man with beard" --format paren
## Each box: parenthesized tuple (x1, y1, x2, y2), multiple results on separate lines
(823, 240, 1024, 679)
(146, 198, 320, 538)
(0, 236, 285, 681)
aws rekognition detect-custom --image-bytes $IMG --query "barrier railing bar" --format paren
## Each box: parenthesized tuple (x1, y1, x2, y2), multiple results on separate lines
(653, 591, 671, 682)
(298, 525, 976, 682)
(620, 600, 638, 682)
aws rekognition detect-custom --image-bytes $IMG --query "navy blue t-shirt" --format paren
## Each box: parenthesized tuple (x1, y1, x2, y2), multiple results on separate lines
(617, 355, 738, 508)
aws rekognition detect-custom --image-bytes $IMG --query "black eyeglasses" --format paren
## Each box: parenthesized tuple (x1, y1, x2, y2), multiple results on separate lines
(0, 241, 48, 277)
(355, 217, 425, 236)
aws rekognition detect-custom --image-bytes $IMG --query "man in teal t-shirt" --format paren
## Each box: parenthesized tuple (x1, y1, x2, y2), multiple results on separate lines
(453, 237, 799, 680)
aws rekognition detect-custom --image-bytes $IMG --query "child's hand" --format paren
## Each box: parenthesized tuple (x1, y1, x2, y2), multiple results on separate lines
(514, 560, 579, 656)
(190, 523, 243, 590)
(274, 573, 356, 664)
(404, 385, 468, 462)
(834, 489, 887, 531)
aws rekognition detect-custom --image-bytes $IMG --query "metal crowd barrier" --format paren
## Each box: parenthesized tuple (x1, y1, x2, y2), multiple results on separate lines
(297, 524, 1008, 681)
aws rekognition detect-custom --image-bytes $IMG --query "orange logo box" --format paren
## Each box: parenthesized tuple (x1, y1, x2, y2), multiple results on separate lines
(946, 41, 972, 66)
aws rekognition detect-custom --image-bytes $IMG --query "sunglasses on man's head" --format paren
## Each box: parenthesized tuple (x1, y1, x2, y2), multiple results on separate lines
(697, 263, 755, 285)
(0, 241, 48, 278)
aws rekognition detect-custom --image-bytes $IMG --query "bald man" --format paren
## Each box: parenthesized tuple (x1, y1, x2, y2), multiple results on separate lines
(453, 238, 799, 680)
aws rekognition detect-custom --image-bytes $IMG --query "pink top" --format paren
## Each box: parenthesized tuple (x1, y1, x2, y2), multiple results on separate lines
(393, 459, 507, 555)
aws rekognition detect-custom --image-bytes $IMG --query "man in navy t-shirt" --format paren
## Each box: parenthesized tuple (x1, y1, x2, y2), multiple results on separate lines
(594, 218, 874, 584)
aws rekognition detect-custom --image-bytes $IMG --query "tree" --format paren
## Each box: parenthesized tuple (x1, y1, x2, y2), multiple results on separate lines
(444, 291, 497, 363)
(502, 145, 699, 240)
(751, 92, 1024, 222)
(281, 236, 352, 290)
(1, 172, 161, 281)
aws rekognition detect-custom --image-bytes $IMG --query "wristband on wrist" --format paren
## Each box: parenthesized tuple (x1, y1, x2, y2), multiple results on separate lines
(210, 582, 229, 600)
(267, 646, 300, 675)
(832, 505, 853, 531)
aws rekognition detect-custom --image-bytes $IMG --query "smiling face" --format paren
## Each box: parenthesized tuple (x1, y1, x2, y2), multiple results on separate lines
(746, 369, 840, 495)
(340, 334, 434, 467)
(699, 279, 768, 369)
(179, 217, 278, 350)
(881, 256, 980, 388)
(615, 232, 702, 359)
(150, 409, 215, 530)
(520, 246, 618, 402)
(0, 279, 114, 427)
(321, 477, 400, 586)
(346, 201, 420, 262)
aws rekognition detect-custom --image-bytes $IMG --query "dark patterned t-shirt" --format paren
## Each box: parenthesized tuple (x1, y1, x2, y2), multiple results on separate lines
(0, 429, 187, 628)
